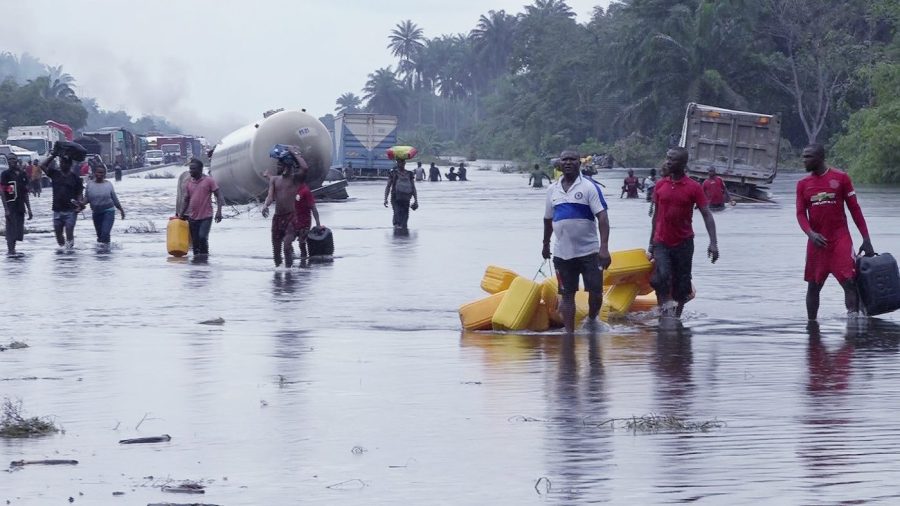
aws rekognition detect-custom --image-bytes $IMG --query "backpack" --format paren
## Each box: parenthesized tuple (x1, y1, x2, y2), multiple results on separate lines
(394, 170, 414, 199)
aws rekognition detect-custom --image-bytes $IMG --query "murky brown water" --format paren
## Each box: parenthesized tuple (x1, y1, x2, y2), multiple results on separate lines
(2, 164, 899, 505)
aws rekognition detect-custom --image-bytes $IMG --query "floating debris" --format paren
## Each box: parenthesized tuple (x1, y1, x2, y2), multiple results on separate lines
(119, 434, 172, 445)
(534, 476, 552, 495)
(124, 220, 159, 234)
(351, 446, 367, 455)
(10, 459, 78, 467)
(326, 478, 367, 490)
(198, 317, 225, 325)
(162, 481, 205, 494)
(507, 415, 546, 423)
(0, 398, 59, 438)
(594, 414, 726, 433)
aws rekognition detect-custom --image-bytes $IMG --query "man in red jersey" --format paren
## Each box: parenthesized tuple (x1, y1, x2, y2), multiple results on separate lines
(649, 147, 719, 318)
(702, 167, 733, 210)
(796, 144, 874, 320)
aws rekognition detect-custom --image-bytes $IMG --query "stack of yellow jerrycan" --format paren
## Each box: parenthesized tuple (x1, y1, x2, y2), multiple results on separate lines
(458, 249, 663, 331)
(167, 216, 191, 257)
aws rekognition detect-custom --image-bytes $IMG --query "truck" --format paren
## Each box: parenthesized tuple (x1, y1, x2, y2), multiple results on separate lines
(6, 123, 69, 160)
(81, 128, 140, 168)
(679, 103, 781, 202)
(155, 135, 196, 164)
(331, 113, 398, 178)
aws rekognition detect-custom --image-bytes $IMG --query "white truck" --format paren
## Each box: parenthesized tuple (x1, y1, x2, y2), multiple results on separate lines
(6, 124, 68, 160)
(679, 103, 781, 202)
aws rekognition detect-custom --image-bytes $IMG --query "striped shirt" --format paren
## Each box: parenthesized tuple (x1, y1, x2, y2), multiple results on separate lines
(544, 175, 608, 260)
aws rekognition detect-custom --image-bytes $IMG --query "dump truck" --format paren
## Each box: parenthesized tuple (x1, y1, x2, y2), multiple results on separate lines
(679, 103, 781, 202)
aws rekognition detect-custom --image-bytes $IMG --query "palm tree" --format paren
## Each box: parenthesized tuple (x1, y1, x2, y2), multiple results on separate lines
(388, 20, 426, 88)
(523, 0, 575, 20)
(28, 75, 78, 102)
(363, 67, 407, 118)
(335, 92, 363, 115)
(469, 10, 518, 82)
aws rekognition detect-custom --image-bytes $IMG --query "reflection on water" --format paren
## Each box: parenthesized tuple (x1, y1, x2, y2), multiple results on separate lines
(3, 170, 900, 504)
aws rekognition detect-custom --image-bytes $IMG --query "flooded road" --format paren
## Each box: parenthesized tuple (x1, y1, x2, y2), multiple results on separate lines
(2, 164, 900, 505)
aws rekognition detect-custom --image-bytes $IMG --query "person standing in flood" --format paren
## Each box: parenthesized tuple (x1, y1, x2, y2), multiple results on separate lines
(294, 168, 322, 258)
(458, 162, 468, 181)
(542, 149, 611, 334)
(429, 162, 442, 182)
(28, 160, 42, 197)
(414, 161, 426, 182)
(1, 154, 33, 257)
(180, 158, 223, 256)
(529, 164, 551, 188)
(81, 166, 125, 248)
(796, 144, 874, 320)
(620, 169, 642, 198)
(649, 147, 719, 318)
(261, 152, 306, 267)
(702, 167, 733, 210)
(384, 159, 418, 230)
(41, 146, 84, 249)
(644, 168, 658, 203)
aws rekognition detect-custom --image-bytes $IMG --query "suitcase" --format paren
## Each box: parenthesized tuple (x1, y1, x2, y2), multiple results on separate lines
(481, 266, 519, 294)
(604, 283, 640, 315)
(857, 253, 900, 316)
(604, 249, 653, 286)
(527, 302, 551, 332)
(492, 277, 542, 331)
(459, 291, 507, 331)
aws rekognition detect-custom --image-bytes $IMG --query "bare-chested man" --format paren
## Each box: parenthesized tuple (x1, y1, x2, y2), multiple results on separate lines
(261, 149, 309, 268)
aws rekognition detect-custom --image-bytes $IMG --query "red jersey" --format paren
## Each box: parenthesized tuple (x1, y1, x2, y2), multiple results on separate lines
(652, 176, 708, 247)
(294, 183, 316, 229)
(702, 176, 726, 205)
(796, 168, 868, 242)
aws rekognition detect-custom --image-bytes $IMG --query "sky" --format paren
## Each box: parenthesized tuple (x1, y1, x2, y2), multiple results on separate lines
(3, 0, 612, 142)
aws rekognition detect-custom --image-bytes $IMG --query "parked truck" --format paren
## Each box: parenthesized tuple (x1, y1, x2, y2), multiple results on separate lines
(331, 113, 398, 178)
(155, 135, 196, 164)
(679, 103, 781, 202)
(82, 127, 140, 168)
(6, 122, 70, 160)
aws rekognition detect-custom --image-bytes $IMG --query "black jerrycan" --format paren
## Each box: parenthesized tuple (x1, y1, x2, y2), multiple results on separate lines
(306, 226, 334, 256)
(857, 253, 900, 315)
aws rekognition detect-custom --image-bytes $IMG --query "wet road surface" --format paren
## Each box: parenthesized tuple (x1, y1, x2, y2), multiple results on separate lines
(2, 164, 900, 504)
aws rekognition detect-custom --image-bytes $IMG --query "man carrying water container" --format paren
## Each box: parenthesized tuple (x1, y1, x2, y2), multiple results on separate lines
(542, 149, 611, 334)
(796, 144, 874, 320)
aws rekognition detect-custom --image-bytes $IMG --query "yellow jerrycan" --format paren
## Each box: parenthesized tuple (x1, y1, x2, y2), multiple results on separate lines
(167, 217, 191, 257)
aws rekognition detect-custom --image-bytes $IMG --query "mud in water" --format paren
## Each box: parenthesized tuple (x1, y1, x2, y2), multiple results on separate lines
(2, 166, 900, 505)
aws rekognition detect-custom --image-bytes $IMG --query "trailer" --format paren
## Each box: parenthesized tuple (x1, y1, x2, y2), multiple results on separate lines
(82, 128, 140, 168)
(6, 123, 69, 159)
(331, 113, 398, 178)
(679, 103, 781, 202)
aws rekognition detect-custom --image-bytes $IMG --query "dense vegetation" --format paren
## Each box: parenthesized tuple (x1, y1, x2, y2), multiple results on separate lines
(0, 52, 179, 138)
(341, 0, 899, 178)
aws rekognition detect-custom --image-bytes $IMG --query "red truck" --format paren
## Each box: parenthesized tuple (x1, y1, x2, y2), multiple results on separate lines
(155, 135, 195, 164)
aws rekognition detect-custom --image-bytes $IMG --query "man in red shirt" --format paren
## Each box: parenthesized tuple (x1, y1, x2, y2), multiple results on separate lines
(180, 159, 223, 256)
(649, 147, 719, 318)
(796, 144, 874, 320)
(702, 167, 733, 210)
(294, 168, 321, 258)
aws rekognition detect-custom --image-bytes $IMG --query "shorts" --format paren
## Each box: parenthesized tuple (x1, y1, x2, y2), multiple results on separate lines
(805, 234, 855, 284)
(5, 210, 25, 242)
(650, 238, 694, 303)
(53, 211, 78, 229)
(271, 213, 296, 242)
(553, 253, 603, 294)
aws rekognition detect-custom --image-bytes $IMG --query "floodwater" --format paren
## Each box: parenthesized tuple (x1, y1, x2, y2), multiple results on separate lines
(2, 163, 900, 505)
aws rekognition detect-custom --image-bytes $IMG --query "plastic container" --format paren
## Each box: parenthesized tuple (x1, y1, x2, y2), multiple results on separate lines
(603, 248, 653, 286)
(167, 217, 190, 257)
(527, 302, 551, 332)
(630, 292, 658, 313)
(481, 266, 519, 294)
(857, 253, 900, 315)
(307, 226, 334, 256)
(541, 277, 560, 325)
(459, 291, 507, 331)
(604, 283, 640, 315)
(492, 277, 542, 331)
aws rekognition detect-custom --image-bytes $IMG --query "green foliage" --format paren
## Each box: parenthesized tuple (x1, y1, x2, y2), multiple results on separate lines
(832, 64, 900, 183)
(0, 77, 88, 133)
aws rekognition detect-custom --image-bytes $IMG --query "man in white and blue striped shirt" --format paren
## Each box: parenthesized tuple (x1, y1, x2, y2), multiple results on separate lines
(542, 149, 611, 334)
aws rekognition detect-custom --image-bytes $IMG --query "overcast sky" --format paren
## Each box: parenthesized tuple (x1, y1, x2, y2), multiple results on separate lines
(5, 0, 612, 141)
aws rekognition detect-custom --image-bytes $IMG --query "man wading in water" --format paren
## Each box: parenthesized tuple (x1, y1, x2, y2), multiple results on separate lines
(41, 145, 84, 249)
(180, 158, 223, 256)
(384, 158, 418, 230)
(796, 144, 874, 320)
(262, 148, 308, 267)
(1, 154, 33, 257)
(542, 149, 611, 334)
(649, 147, 718, 318)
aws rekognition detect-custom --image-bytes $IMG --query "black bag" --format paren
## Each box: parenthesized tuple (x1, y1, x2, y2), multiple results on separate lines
(306, 227, 334, 256)
(53, 141, 88, 162)
(857, 253, 900, 315)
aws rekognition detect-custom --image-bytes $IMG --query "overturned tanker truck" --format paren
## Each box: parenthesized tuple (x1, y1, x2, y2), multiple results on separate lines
(176, 109, 347, 213)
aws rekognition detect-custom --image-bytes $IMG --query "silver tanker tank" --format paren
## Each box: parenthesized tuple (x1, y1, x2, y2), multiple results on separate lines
(208, 109, 333, 204)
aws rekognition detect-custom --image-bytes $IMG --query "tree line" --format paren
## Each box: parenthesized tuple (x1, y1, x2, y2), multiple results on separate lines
(0, 52, 180, 139)
(336, 0, 899, 181)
